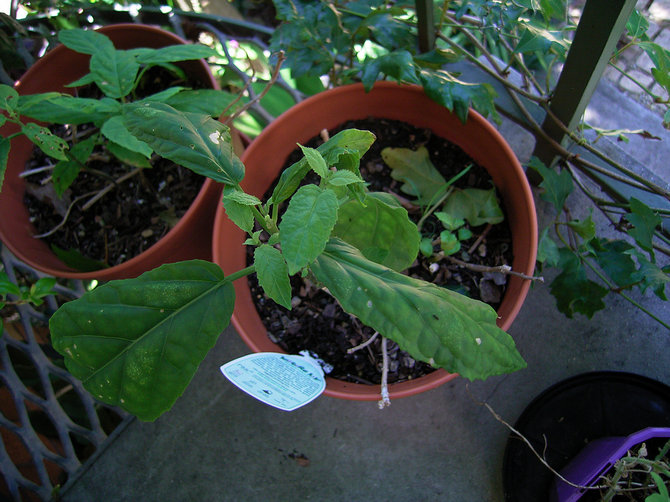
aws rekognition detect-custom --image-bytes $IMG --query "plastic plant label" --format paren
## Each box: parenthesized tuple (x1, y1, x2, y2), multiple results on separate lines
(220, 352, 326, 411)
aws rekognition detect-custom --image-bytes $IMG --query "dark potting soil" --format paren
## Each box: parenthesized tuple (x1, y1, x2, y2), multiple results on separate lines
(247, 117, 514, 385)
(23, 67, 205, 268)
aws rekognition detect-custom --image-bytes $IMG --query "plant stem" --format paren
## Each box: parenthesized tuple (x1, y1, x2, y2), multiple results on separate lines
(445, 255, 543, 282)
(222, 265, 255, 284)
(378, 336, 391, 409)
(347, 331, 379, 354)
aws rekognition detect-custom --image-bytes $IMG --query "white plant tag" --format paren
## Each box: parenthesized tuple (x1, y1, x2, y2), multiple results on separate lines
(220, 352, 326, 411)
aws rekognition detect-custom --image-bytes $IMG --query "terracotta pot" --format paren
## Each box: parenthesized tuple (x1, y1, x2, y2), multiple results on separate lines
(0, 24, 226, 280)
(212, 82, 538, 400)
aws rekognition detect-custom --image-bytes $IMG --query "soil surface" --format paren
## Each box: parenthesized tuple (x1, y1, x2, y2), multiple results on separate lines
(248, 117, 514, 385)
(23, 67, 205, 269)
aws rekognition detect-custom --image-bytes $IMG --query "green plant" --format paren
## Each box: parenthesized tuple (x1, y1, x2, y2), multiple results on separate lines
(0, 270, 55, 311)
(47, 100, 527, 420)
(268, 0, 670, 328)
(0, 27, 238, 195)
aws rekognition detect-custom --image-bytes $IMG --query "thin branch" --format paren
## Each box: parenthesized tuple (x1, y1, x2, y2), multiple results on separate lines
(347, 331, 379, 354)
(445, 255, 544, 282)
(33, 191, 98, 238)
(378, 336, 391, 409)
(81, 166, 144, 211)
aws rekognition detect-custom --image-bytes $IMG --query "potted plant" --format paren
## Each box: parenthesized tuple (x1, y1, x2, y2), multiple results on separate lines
(45, 78, 535, 421)
(211, 81, 538, 400)
(0, 24, 242, 280)
(503, 372, 670, 501)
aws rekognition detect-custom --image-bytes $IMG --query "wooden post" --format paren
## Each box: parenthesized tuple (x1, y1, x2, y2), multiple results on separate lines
(416, 0, 435, 53)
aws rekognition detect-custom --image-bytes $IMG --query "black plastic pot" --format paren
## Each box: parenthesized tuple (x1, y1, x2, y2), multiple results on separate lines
(502, 371, 670, 501)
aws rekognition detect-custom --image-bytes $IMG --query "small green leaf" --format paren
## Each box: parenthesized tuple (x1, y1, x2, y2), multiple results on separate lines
(332, 192, 420, 272)
(435, 212, 465, 231)
(327, 170, 364, 187)
(527, 157, 573, 212)
(166, 89, 241, 117)
(299, 144, 328, 178)
(567, 213, 596, 242)
(626, 197, 661, 254)
(66, 72, 97, 88)
(633, 252, 669, 301)
(91, 46, 140, 99)
(626, 9, 649, 38)
(22, 122, 68, 161)
(440, 230, 461, 255)
(419, 237, 434, 257)
(381, 146, 447, 203)
(101, 115, 152, 158)
(142, 86, 187, 104)
(254, 245, 292, 309)
(360, 50, 419, 90)
(0, 84, 19, 114)
(49, 260, 233, 421)
(443, 187, 504, 227)
(223, 190, 261, 206)
(58, 28, 114, 55)
(28, 277, 57, 305)
(279, 185, 339, 275)
(222, 186, 255, 233)
(123, 102, 244, 185)
(107, 142, 152, 169)
(0, 271, 21, 297)
(52, 245, 108, 272)
(591, 239, 637, 289)
(53, 135, 97, 196)
(537, 227, 560, 267)
(311, 238, 526, 380)
(458, 227, 473, 241)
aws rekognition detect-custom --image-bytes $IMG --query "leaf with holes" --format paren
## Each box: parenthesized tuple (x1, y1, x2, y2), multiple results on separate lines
(310, 238, 526, 380)
(49, 260, 233, 421)
(22, 122, 68, 161)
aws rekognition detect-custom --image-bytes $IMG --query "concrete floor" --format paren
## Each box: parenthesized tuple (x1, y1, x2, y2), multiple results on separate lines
(59, 78, 670, 501)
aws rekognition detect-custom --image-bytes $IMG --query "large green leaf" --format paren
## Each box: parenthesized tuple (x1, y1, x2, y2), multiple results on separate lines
(166, 89, 241, 117)
(134, 44, 217, 64)
(332, 192, 419, 271)
(101, 115, 152, 158)
(381, 146, 447, 203)
(279, 185, 339, 275)
(443, 187, 504, 227)
(123, 102, 244, 184)
(18, 95, 120, 125)
(49, 260, 234, 421)
(310, 239, 526, 380)
(360, 50, 420, 91)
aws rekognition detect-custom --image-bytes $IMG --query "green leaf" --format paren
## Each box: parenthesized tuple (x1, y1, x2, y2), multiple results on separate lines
(134, 44, 216, 64)
(90, 46, 139, 99)
(65, 72, 97, 88)
(0, 271, 21, 297)
(527, 156, 573, 211)
(327, 170, 365, 187)
(254, 245, 292, 309)
(626, 197, 661, 254)
(299, 144, 328, 178)
(52, 135, 96, 196)
(101, 115, 152, 158)
(0, 137, 10, 193)
(591, 239, 637, 289)
(515, 24, 568, 55)
(633, 252, 669, 301)
(51, 245, 108, 272)
(381, 146, 447, 203)
(419, 237, 434, 257)
(58, 28, 115, 55)
(28, 277, 57, 305)
(647, 473, 669, 501)
(142, 86, 187, 104)
(332, 192, 420, 272)
(271, 129, 375, 204)
(279, 185, 339, 275)
(443, 187, 504, 227)
(440, 230, 461, 255)
(458, 227, 473, 241)
(0, 84, 19, 114)
(550, 248, 608, 318)
(222, 186, 255, 234)
(49, 260, 234, 421)
(537, 227, 560, 267)
(18, 95, 120, 125)
(435, 212, 465, 231)
(360, 50, 419, 91)
(310, 238, 526, 380)
(22, 122, 68, 161)
(123, 102, 244, 185)
(626, 9, 649, 39)
(106, 142, 152, 169)
(567, 213, 596, 242)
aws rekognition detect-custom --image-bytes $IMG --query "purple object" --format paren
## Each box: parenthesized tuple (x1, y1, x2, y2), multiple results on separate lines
(555, 426, 670, 501)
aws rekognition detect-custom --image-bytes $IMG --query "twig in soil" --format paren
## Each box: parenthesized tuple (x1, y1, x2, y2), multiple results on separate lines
(19, 163, 56, 178)
(467, 223, 493, 255)
(81, 166, 144, 211)
(347, 331, 379, 354)
(378, 336, 391, 409)
(445, 255, 544, 282)
(33, 190, 99, 238)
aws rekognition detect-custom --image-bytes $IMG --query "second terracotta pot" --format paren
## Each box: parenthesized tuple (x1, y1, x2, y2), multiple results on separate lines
(213, 82, 538, 400)
(0, 24, 226, 280)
